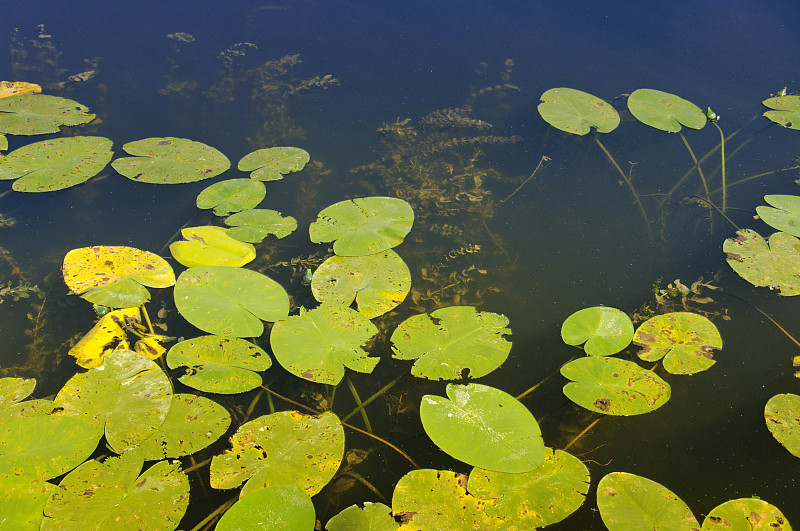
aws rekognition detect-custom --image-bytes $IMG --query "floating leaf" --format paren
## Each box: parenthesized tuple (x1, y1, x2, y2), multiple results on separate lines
(560, 306, 633, 356)
(0, 136, 113, 192)
(0, 473, 54, 530)
(627, 88, 706, 132)
(420, 383, 544, 473)
(166, 335, 271, 393)
(224, 208, 297, 243)
(210, 411, 344, 497)
(762, 94, 800, 130)
(597, 472, 700, 530)
(62, 246, 175, 308)
(68, 307, 145, 369)
(390, 306, 511, 380)
(309, 196, 414, 256)
(0, 81, 42, 98)
(724, 229, 800, 296)
(0, 399, 53, 427)
(537, 88, 620, 135)
(216, 485, 316, 531)
(561, 356, 671, 415)
(634, 312, 723, 374)
(0, 377, 36, 410)
(196, 178, 266, 216)
(238, 146, 310, 181)
(756, 194, 800, 237)
(325, 502, 399, 531)
(270, 303, 379, 385)
(701, 498, 792, 530)
(765, 393, 800, 458)
(311, 250, 410, 318)
(174, 266, 289, 337)
(169, 226, 256, 268)
(111, 137, 230, 184)
(0, 94, 95, 135)
(0, 133, 6, 151)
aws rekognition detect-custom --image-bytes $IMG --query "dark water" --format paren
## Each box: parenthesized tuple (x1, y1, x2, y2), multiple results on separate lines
(2, 0, 800, 528)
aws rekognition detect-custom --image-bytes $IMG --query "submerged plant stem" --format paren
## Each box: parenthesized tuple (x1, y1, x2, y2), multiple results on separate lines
(679, 132, 712, 231)
(516, 354, 578, 401)
(343, 371, 407, 423)
(499, 155, 550, 204)
(562, 417, 602, 452)
(711, 121, 727, 213)
(681, 195, 741, 231)
(345, 373, 373, 433)
(190, 496, 237, 531)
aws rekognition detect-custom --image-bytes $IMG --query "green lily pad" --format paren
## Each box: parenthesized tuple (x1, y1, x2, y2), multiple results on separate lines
(325, 502, 399, 531)
(560, 306, 633, 356)
(111, 137, 230, 184)
(169, 226, 256, 268)
(597, 472, 700, 530)
(0, 398, 54, 427)
(468, 447, 590, 528)
(270, 303, 379, 385)
(701, 498, 792, 530)
(724, 229, 800, 295)
(765, 393, 800, 458)
(174, 266, 289, 337)
(0, 473, 55, 530)
(420, 383, 544, 473)
(627, 88, 706, 133)
(0, 94, 95, 135)
(0, 136, 113, 192)
(634, 312, 723, 375)
(210, 410, 344, 497)
(561, 356, 671, 415)
(537, 88, 620, 135)
(763, 94, 800, 130)
(756, 195, 800, 237)
(0, 133, 7, 151)
(53, 350, 173, 453)
(390, 306, 512, 380)
(196, 178, 266, 216)
(311, 250, 411, 319)
(309, 196, 414, 256)
(216, 485, 316, 531)
(42, 451, 189, 531)
(224, 208, 297, 243)
(166, 336, 271, 393)
(237, 146, 310, 181)
(137, 394, 232, 460)
(0, 377, 36, 409)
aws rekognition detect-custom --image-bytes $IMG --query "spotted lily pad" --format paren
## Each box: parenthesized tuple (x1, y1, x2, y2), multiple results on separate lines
(537, 88, 620, 135)
(627, 89, 706, 132)
(224, 209, 298, 243)
(0, 133, 6, 151)
(756, 195, 800, 237)
(634, 312, 723, 375)
(196, 178, 266, 216)
(111, 137, 230, 184)
(765, 393, 800, 458)
(560, 356, 671, 415)
(0, 377, 36, 410)
(325, 502, 399, 531)
(724, 229, 800, 296)
(169, 226, 256, 268)
(763, 94, 800, 130)
(0, 473, 54, 530)
(701, 498, 792, 530)
(0, 94, 95, 135)
(216, 485, 316, 531)
(237, 146, 310, 181)
(0, 81, 42, 98)
(560, 306, 633, 356)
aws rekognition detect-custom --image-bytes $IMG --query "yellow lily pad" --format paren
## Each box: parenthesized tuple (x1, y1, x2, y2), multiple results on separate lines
(0, 81, 42, 98)
(169, 226, 256, 268)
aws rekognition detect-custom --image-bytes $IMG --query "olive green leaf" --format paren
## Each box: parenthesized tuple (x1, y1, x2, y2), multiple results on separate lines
(111, 137, 230, 184)
(0, 133, 7, 151)
(634, 312, 723, 375)
(597, 472, 700, 530)
(0, 377, 36, 410)
(756, 194, 800, 237)
(762, 94, 800, 130)
(0, 94, 95, 135)
(627, 89, 706, 132)
(174, 266, 289, 337)
(420, 383, 544, 473)
(224, 208, 297, 242)
(166, 336, 271, 394)
(701, 498, 791, 530)
(724, 229, 800, 295)
(561, 356, 671, 415)
(325, 502, 399, 531)
(309, 196, 414, 256)
(0, 398, 54, 427)
(390, 306, 512, 380)
(311, 250, 410, 318)
(537, 87, 620, 135)
(560, 306, 633, 356)
(216, 485, 316, 531)
(270, 303, 379, 385)
(0, 473, 55, 530)
(765, 393, 800, 458)
(0, 136, 113, 192)
(237, 146, 310, 181)
(169, 226, 256, 268)
(196, 178, 266, 216)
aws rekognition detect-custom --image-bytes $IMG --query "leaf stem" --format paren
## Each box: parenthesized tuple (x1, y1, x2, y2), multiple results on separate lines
(342, 371, 407, 423)
(345, 373, 372, 433)
(499, 155, 551, 204)
(711, 121, 727, 213)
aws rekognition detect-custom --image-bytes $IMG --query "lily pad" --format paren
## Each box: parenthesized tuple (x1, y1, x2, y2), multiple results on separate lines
(311, 250, 411, 319)
(0, 473, 54, 530)
(111, 137, 230, 184)
(216, 485, 316, 531)
(270, 303, 379, 385)
(224, 208, 297, 243)
(0, 94, 95, 135)
(62, 246, 176, 308)
(468, 448, 590, 529)
(627, 88, 706, 132)
(724, 229, 800, 296)
(309, 196, 414, 256)
(68, 307, 144, 369)
(765, 393, 800, 458)
(0, 377, 36, 410)
(560, 306, 633, 356)
(0, 398, 54, 427)
(169, 226, 256, 268)
(0, 81, 42, 98)
(537, 87, 620, 135)
(597, 472, 700, 530)
(210, 410, 344, 497)
(325, 502, 399, 531)
(174, 266, 289, 337)
(166, 335, 271, 393)
(0, 133, 6, 151)
(420, 383, 544, 473)
(390, 306, 512, 380)
(634, 312, 723, 374)
(237, 146, 310, 181)
(560, 356, 671, 415)
(756, 194, 800, 237)
(0, 136, 113, 192)
(701, 498, 792, 530)
(195, 178, 266, 216)
(763, 94, 800, 130)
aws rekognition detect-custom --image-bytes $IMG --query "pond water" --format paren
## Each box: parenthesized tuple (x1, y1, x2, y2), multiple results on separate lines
(2, 0, 800, 528)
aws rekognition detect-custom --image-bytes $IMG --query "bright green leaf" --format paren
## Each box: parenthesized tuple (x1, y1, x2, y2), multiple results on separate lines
(216, 485, 316, 531)
(237, 146, 310, 181)
(765, 393, 800, 458)
(560, 306, 633, 356)
(634, 311, 722, 374)
(0, 94, 95, 135)
(0, 398, 53, 427)
(724, 229, 800, 296)
(0, 473, 55, 531)
(196, 178, 266, 216)
(762, 94, 800, 130)
(627, 88, 706, 132)
(325, 502, 399, 531)
(537, 88, 620, 135)
(0, 133, 6, 151)
(111, 137, 230, 184)
(224, 208, 297, 242)
(756, 195, 800, 237)
(169, 226, 256, 268)
(0, 377, 36, 410)
(701, 498, 792, 530)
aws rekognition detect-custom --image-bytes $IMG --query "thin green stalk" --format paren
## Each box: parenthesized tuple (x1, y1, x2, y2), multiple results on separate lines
(517, 354, 577, 401)
(500, 154, 550, 204)
(678, 132, 711, 205)
(345, 373, 372, 433)
(681, 195, 741, 231)
(343, 371, 407, 423)
(710, 165, 800, 194)
(244, 387, 265, 422)
(711, 121, 727, 213)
